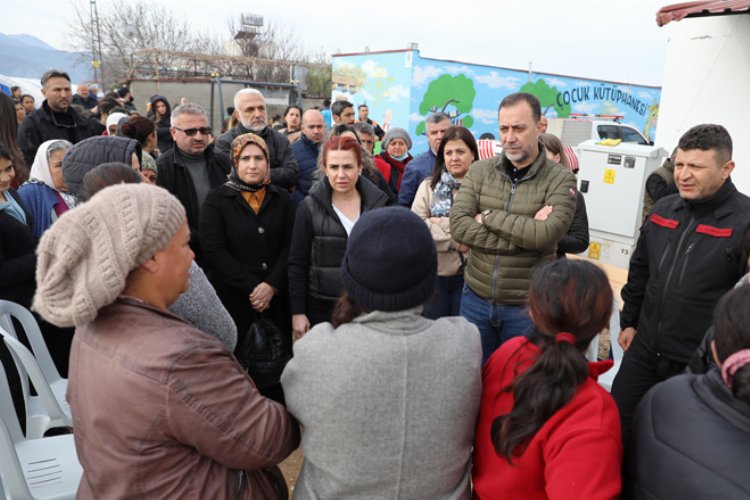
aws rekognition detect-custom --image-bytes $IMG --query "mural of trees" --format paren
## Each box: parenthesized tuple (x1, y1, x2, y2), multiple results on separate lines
(416, 74, 476, 135)
(520, 79, 571, 118)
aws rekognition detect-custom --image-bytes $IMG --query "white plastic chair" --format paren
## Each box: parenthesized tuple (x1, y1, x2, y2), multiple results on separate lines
(598, 300, 624, 392)
(0, 362, 81, 499)
(0, 301, 71, 438)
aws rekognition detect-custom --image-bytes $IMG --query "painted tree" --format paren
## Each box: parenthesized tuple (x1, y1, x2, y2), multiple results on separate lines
(416, 74, 476, 136)
(520, 79, 571, 118)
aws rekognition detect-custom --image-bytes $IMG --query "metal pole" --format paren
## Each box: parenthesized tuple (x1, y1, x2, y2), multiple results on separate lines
(92, 0, 105, 91)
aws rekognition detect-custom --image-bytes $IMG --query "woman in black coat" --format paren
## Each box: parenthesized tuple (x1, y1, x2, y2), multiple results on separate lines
(539, 133, 589, 257)
(0, 145, 37, 423)
(199, 132, 295, 400)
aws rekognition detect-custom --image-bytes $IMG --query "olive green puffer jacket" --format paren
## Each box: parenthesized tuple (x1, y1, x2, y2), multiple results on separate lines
(450, 146, 577, 305)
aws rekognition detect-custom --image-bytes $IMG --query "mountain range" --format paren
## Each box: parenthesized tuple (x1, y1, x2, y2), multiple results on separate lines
(0, 33, 92, 83)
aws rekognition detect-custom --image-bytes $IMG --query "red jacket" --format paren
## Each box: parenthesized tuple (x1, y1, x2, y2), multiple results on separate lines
(472, 337, 622, 500)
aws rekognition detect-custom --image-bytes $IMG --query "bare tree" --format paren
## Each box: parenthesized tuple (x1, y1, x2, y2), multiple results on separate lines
(305, 50, 333, 97)
(67, 0, 219, 88)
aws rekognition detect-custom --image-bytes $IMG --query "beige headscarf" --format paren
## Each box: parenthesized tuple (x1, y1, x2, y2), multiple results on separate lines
(33, 183, 186, 327)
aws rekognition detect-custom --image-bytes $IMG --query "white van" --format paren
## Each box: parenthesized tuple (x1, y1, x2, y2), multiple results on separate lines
(547, 116, 651, 147)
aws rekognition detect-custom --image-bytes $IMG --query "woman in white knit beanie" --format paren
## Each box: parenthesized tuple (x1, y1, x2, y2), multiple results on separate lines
(33, 183, 299, 498)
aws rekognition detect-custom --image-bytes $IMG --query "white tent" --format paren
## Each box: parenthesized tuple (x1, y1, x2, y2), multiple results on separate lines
(0, 74, 43, 109)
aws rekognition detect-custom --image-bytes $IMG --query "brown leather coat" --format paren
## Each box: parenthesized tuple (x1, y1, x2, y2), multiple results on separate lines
(67, 298, 299, 499)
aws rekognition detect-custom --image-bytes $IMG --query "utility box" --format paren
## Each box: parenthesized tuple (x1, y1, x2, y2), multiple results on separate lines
(577, 140, 668, 269)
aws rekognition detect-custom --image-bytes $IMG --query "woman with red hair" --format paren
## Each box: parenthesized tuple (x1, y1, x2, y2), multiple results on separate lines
(288, 136, 389, 339)
(473, 259, 622, 499)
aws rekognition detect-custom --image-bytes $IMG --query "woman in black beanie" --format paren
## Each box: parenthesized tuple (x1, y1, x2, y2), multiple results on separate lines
(282, 206, 482, 499)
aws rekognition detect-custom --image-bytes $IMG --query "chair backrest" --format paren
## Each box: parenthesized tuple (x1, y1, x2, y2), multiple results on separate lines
(1, 333, 68, 427)
(0, 362, 34, 499)
(0, 300, 62, 386)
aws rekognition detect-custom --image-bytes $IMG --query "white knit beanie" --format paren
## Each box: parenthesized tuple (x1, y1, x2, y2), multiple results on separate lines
(33, 184, 186, 327)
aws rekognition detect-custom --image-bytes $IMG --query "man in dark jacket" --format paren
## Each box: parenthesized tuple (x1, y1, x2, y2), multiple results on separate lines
(18, 69, 95, 166)
(290, 109, 325, 204)
(214, 89, 298, 189)
(156, 103, 229, 266)
(71, 83, 97, 110)
(613, 123, 750, 444)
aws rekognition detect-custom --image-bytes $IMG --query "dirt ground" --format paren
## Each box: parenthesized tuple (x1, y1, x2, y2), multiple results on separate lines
(279, 445, 303, 496)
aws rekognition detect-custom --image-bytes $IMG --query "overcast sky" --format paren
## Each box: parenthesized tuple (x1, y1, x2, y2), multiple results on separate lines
(1, 0, 671, 86)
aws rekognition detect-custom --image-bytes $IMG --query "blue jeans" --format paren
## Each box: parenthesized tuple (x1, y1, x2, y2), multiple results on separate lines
(460, 284, 533, 365)
(423, 274, 464, 319)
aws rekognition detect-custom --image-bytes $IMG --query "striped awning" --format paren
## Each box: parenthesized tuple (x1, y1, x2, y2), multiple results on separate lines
(657, 0, 750, 27)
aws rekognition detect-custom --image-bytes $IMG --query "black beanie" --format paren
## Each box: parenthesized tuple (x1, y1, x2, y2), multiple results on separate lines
(340, 206, 437, 311)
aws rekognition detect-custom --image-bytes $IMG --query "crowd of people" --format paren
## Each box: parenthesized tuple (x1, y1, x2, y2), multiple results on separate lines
(1, 67, 749, 499)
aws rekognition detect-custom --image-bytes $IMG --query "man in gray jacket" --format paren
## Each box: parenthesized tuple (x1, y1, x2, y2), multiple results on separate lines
(451, 92, 577, 364)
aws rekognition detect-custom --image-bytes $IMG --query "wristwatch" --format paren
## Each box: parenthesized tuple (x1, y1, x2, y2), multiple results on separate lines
(481, 209, 492, 223)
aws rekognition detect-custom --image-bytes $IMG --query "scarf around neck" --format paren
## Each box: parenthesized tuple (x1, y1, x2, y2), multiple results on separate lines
(225, 169, 269, 192)
(430, 169, 462, 217)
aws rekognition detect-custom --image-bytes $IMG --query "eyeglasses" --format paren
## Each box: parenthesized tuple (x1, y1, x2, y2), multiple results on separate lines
(173, 126, 212, 136)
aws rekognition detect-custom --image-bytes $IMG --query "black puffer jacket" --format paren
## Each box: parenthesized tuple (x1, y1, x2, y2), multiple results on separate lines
(557, 190, 589, 257)
(62, 136, 142, 197)
(18, 101, 96, 167)
(215, 124, 298, 189)
(627, 370, 750, 499)
(149, 95, 173, 154)
(621, 179, 750, 362)
(288, 176, 388, 314)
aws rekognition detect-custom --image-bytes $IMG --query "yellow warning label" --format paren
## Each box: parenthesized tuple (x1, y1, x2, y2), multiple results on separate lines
(588, 242, 601, 260)
(604, 169, 616, 184)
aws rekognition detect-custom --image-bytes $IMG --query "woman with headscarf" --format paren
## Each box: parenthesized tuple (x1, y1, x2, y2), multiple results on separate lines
(282, 207, 481, 499)
(412, 126, 477, 319)
(33, 183, 299, 498)
(200, 133, 296, 401)
(472, 259, 621, 499)
(18, 139, 75, 238)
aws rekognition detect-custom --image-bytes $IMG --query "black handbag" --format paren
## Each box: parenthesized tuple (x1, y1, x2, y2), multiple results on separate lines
(236, 317, 291, 388)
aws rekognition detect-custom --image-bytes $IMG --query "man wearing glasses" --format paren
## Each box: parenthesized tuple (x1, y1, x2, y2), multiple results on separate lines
(157, 103, 230, 265)
(18, 69, 95, 166)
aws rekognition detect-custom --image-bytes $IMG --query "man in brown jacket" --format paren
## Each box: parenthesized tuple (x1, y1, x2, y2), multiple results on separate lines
(451, 92, 577, 364)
